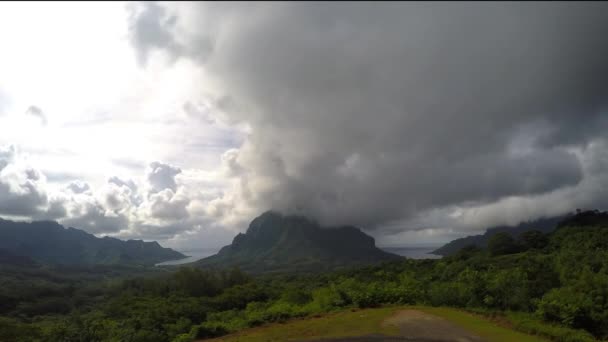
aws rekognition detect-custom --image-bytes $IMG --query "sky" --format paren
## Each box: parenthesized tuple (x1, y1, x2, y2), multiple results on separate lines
(0, 2, 607, 250)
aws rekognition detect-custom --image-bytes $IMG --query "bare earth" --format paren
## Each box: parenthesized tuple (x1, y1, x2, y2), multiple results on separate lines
(300, 309, 485, 342)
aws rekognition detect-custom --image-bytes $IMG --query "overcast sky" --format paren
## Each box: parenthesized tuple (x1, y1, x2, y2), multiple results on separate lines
(1, 2, 607, 250)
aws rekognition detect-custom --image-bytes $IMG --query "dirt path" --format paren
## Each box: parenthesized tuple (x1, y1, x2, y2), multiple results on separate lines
(302, 309, 485, 342)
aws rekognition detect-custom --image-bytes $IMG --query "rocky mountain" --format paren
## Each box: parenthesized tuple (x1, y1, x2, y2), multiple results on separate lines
(0, 218, 185, 266)
(195, 211, 402, 273)
(431, 214, 570, 256)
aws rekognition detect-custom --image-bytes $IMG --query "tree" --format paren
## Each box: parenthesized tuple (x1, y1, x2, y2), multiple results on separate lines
(454, 245, 483, 260)
(487, 232, 519, 256)
(518, 230, 549, 250)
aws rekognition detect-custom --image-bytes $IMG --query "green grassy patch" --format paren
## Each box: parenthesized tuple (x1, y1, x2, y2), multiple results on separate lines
(206, 307, 400, 341)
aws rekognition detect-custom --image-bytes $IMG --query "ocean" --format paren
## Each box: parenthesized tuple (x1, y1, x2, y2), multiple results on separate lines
(156, 245, 442, 266)
(155, 248, 221, 266)
(380, 246, 442, 259)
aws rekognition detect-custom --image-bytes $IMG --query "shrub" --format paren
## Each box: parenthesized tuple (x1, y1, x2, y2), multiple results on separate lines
(487, 232, 519, 256)
(507, 312, 596, 342)
(428, 282, 470, 307)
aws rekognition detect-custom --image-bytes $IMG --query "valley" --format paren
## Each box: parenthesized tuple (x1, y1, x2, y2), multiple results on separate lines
(1, 210, 606, 342)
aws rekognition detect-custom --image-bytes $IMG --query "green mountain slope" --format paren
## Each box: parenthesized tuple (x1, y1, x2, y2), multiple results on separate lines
(432, 215, 568, 256)
(0, 218, 185, 266)
(195, 211, 402, 273)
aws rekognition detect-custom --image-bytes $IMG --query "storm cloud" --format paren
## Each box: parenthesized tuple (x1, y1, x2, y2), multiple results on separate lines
(2, 2, 608, 247)
(128, 2, 608, 231)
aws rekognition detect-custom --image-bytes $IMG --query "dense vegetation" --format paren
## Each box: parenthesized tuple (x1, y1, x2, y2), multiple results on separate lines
(1, 210, 607, 342)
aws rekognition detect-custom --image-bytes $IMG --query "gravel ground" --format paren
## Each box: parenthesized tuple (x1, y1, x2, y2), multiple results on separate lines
(300, 309, 485, 342)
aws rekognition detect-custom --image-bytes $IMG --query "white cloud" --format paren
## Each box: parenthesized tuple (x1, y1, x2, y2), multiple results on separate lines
(147, 161, 181, 193)
(2, 3, 608, 250)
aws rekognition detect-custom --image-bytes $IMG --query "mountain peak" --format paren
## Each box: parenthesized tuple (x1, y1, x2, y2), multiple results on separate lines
(196, 212, 401, 273)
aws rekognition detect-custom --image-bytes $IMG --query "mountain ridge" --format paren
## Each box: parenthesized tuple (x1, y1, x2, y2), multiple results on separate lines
(431, 214, 570, 256)
(0, 218, 185, 266)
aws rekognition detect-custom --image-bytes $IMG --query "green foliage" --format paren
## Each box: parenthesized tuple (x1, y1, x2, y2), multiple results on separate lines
(4, 210, 608, 341)
(0, 317, 41, 341)
(518, 230, 549, 250)
(487, 232, 519, 256)
(507, 312, 597, 342)
(309, 285, 349, 311)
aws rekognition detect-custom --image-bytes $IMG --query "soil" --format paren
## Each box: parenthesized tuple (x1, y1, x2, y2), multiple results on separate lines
(300, 309, 485, 342)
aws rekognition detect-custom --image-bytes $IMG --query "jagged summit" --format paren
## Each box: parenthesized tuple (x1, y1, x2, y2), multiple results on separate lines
(196, 211, 402, 273)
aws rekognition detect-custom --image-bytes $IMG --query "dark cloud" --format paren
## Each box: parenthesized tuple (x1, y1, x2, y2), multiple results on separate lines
(43, 199, 68, 220)
(25, 105, 47, 125)
(129, 2, 608, 230)
(0, 181, 47, 217)
(128, 1, 213, 66)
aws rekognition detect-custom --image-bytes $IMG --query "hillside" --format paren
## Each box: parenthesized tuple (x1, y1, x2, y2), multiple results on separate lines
(3, 210, 608, 341)
(0, 218, 185, 266)
(195, 211, 402, 273)
(432, 215, 569, 256)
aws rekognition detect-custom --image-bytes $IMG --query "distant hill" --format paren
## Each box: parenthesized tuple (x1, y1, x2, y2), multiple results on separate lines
(431, 215, 570, 256)
(549, 209, 608, 252)
(555, 209, 608, 229)
(0, 218, 185, 266)
(195, 211, 402, 273)
(0, 249, 38, 268)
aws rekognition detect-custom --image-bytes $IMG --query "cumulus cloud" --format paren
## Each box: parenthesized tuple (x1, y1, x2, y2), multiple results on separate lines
(128, 2, 608, 232)
(108, 176, 142, 205)
(60, 162, 195, 235)
(147, 161, 181, 193)
(62, 199, 129, 234)
(67, 180, 90, 194)
(0, 144, 208, 240)
(0, 145, 48, 216)
(147, 188, 190, 220)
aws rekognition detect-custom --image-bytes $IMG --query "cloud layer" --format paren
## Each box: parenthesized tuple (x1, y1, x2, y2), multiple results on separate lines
(127, 2, 608, 233)
(1, 3, 608, 248)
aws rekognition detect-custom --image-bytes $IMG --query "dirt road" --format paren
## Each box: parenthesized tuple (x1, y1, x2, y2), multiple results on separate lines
(301, 309, 485, 342)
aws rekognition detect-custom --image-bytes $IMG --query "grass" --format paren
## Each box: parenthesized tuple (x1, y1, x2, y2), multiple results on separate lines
(505, 311, 596, 342)
(206, 305, 548, 342)
(206, 307, 400, 341)
(415, 306, 547, 342)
